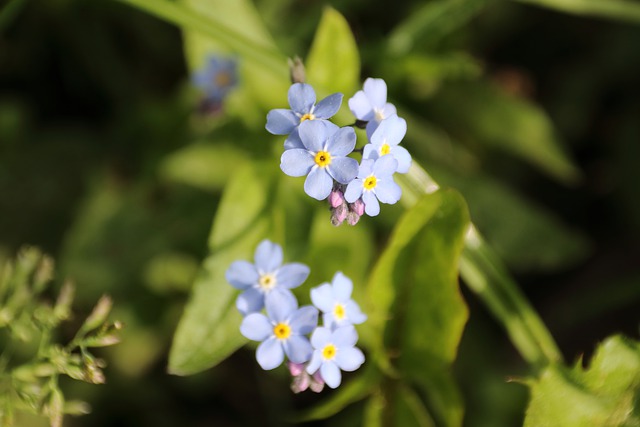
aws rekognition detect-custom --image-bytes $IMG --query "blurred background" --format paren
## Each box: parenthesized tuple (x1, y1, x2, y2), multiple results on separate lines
(1, 0, 639, 425)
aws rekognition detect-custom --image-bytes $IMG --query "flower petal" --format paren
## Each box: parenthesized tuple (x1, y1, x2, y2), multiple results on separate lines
(265, 288, 297, 322)
(345, 300, 367, 324)
(313, 93, 343, 119)
(280, 149, 315, 177)
(254, 240, 283, 273)
(298, 120, 329, 152)
(375, 179, 402, 204)
(289, 306, 318, 335)
(332, 272, 353, 301)
(362, 191, 380, 216)
(266, 109, 299, 135)
(321, 361, 342, 389)
(327, 127, 356, 157)
(358, 158, 375, 178)
(373, 154, 398, 177)
(256, 337, 284, 370)
(288, 83, 316, 114)
(310, 283, 335, 313)
(306, 350, 322, 374)
(236, 288, 265, 316)
(328, 157, 359, 185)
(275, 262, 310, 289)
(240, 313, 272, 341)
(310, 326, 332, 349)
(335, 347, 365, 372)
(371, 114, 406, 147)
(344, 179, 364, 203)
(284, 130, 305, 150)
(390, 146, 412, 174)
(225, 260, 258, 289)
(363, 78, 387, 108)
(284, 335, 313, 364)
(348, 91, 374, 121)
(333, 324, 358, 348)
(304, 167, 333, 200)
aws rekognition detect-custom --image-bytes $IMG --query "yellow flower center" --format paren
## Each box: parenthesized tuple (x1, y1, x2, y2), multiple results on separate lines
(322, 343, 337, 360)
(273, 323, 291, 340)
(363, 175, 377, 190)
(333, 303, 346, 321)
(314, 151, 332, 168)
(300, 113, 316, 123)
(214, 71, 232, 88)
(258, 273, 277, 290)
(380, 143, 391, 155)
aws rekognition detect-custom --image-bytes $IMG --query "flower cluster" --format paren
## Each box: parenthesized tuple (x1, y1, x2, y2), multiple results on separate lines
(226, 240, 366, 392)
(266, 77, 411, 225)
(192, 55, 238, 115)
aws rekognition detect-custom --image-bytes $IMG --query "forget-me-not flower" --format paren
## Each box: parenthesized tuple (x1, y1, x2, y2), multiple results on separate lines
(192, 55, 238, 107)
(348, 78, 397, 138)
(280, 120, 359, 201)
(306, 325, 365, 389)
(240, 290, 318, 370)
(226, 240, 310, 315)
(311, 272, 367, 329)
(363, 114, 412, 173)
(344, 156, 402, 216)
(266, 83, 343, 137)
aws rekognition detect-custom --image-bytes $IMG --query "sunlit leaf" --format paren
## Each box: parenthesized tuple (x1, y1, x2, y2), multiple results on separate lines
(524, 335, 640, 426)
(168, 161, 277, 375)
(306, 7, 360, 99)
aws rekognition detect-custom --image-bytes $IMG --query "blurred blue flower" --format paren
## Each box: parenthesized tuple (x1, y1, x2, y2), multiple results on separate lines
(348, 78, 397, 138)
(306, 325, 365, 389)
(363, 114, 412, 173)
(192, 55, 238, 110)
(344, 156, 401, 216)
(226, 240, 310, 315)
(266, 83, 343, 136)
(240, 290, 318, 370)
(311, 272, 367, 328)
(280, 120, 359, 201)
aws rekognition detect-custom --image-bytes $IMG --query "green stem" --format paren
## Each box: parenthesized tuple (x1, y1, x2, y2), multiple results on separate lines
(398, 164, 563, 369)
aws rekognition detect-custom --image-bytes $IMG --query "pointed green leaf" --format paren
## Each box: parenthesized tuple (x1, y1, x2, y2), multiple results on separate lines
(306, 7, 360, 99)
(525, 335, 640, 426)
(168, 161, 277, 375)
(515, 0, 640, 24)
(367, 190, 470, 426)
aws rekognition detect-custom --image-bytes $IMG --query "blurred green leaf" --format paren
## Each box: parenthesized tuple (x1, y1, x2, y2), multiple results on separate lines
(524, 335, 640, 426)
(395, 384, 437, 427)
(515, 0, 640, 23)
(367, 190, 470, 426)
(306, 7, 360, 98)
(431, 166, 591, 272)
(169, 161, 277, 375)
(387, 0, 490, 56)
(159, 142, 249, 192)
(430, 80, 582, 185)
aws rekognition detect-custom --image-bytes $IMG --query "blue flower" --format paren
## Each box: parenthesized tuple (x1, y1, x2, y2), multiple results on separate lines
(311, 272, 367, 328)
(306, 325, 365, 389)
(280, 120, 359, 201)
(344, 156, 402, 216)
(363, 114, 412, 174)
(266, 83, 343, 136)
(192, 55, 238, 106)
(240, 290, 318, 370)
(348, 78, 397, 138)
(226, 240, 310, 315)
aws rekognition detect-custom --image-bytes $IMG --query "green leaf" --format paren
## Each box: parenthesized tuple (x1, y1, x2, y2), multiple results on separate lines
(305, 7, 360, 100)
(367, 190, 470, 426)
(395, 385, 437, 427)
(430, 80, 582, 185)
(430, 166, 591, 272)
(514, 0, 640, 24)
(387, 0, 491, 56)
(168, 161, 277, 375)
(524, 335, 640, 426)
